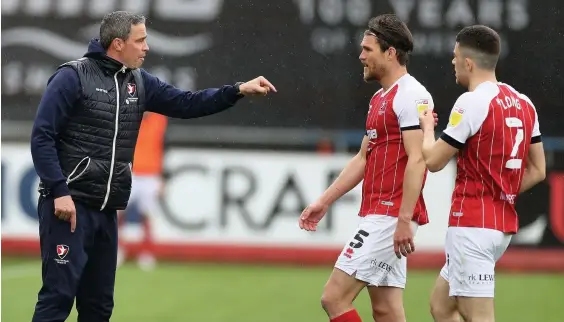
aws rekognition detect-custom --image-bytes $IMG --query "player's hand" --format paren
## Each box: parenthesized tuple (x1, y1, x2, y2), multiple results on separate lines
(239, 76, 277, 96)
(299, 201, 329, 231)
(54, 195, 77, 233)
(419, 110, 438, 131)
(393, 219, 415, 259)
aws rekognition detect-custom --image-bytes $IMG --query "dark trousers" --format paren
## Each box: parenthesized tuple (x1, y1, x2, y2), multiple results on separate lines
(32, 196, 118, 322)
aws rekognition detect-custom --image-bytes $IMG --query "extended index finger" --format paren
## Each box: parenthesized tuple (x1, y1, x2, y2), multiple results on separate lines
(70, 211, 76, 233)
(259, 77, 277, 92)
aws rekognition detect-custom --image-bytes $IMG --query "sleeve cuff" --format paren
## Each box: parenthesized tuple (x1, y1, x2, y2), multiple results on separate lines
(51, 181, 71, 198)
(400, 125, 421, 131)
(531, 135, 542, 144)
(440, 133, 464, 150)
(223, 85, 244, 105)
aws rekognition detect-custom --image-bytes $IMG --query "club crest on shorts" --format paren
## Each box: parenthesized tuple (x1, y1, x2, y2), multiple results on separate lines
(127, 83, 136, 97)
(57, 244, 69, 259)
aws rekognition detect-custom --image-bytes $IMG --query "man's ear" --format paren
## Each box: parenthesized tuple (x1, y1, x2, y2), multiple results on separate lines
(112, 38, 124, 52)
(387, 47, 397, 61)
(464, 57, 473, 72)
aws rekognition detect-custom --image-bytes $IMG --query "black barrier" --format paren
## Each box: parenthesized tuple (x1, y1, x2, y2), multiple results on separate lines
(2, 0, 563, 135)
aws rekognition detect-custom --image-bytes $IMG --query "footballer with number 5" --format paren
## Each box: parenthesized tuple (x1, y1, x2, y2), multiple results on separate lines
(419, 25, 546, 322)
(299, 14, 436, 322)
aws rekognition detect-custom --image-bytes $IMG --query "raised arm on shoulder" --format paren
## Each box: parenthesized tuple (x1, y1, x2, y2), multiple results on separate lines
(30, 67, 81, 198)
(142, 70, 276, 119)
(421, 92, 481, 172)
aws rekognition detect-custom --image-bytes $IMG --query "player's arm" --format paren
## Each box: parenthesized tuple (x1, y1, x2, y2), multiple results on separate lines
(394, 93, 432, 222)
(421, 131, 459, 173)
(422, 93, 485, 172)
(318, 136, 369, 205)
(520, 142, 546, 193)
(398, 129, 427, 222)
(520, 110, 546, 193)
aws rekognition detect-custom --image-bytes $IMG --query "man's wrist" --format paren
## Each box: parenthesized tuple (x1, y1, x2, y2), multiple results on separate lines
(51, 181, 71, 198)
(234, 82, 245, 97)
(317, 195, 333, 207)
(319, 186, 343, 206)
(398, 211, 412, 223)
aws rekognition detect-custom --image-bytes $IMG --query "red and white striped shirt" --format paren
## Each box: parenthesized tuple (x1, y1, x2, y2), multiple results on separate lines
(441, 81, 541, 234)
(359, 74, 433, 225)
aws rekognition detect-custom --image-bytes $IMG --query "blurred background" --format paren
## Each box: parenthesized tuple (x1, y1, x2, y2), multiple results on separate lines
(1, 0, 563, 321)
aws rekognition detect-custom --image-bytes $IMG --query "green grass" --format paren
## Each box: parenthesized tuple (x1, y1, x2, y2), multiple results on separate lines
(2, 257, 562, 322)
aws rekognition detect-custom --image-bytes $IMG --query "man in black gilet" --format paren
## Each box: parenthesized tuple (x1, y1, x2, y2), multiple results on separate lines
(30, 10, 276, 322)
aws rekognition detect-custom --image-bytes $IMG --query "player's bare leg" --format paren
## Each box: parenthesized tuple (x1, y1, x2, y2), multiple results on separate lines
(456, 297, 494, 322)
(430, 276, 461, 322)
(137, 212, 156, 271)
(321, 268, 366, 321)
(367, 286, 405, 322)
(116, 209, 127, 268)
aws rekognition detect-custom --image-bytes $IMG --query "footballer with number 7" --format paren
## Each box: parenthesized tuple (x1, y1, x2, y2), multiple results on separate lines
(419, 25, 546, 322)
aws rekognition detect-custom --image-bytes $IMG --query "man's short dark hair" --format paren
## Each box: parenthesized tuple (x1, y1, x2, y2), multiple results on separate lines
(100, 11, 146, 50)
(365, 14, 414, 66)
(455, 25, 501, 70)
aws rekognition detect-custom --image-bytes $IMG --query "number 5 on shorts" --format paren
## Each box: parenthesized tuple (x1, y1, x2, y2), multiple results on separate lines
(349, 230, 369, 249)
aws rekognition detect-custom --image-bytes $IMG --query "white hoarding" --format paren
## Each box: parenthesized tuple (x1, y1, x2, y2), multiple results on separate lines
(1, 144, 455, 251)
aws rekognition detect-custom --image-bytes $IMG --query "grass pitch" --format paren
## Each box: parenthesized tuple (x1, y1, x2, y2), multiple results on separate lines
(2, 257, 562, 322)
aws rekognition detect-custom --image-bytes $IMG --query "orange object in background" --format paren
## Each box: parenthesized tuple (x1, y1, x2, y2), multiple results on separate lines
(316, 137, 334, 154)
(132, 112, 168, 175)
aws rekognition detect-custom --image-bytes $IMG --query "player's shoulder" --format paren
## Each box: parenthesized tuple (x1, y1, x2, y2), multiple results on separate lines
(454, 92, 476, 108)
(398, 75, 432, 96)
(390, 76, 433, 115)
(456, 82, 499, 109)
(394, 75, 433, 107)
(499, 82, 536, 109)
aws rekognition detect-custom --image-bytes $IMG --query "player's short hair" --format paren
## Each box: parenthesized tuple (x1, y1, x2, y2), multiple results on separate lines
(455, 25, 501, 70)
(365, 14, 414, 66)
(100, 11, 146, 50)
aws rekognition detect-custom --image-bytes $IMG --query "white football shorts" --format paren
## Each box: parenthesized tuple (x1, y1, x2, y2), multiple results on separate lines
(439, 227, 512, 298)
(128, 174, 161, 216)
(334, 215, 418, 288)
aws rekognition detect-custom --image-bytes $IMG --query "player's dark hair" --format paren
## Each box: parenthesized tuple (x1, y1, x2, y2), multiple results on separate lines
(100, 11, 146, 50)
(455, 25, 501, 70)
(365, 14, 414, 66)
